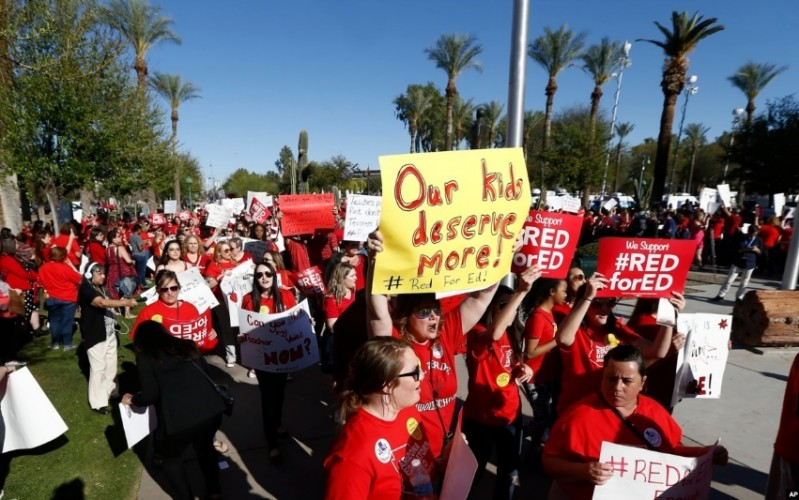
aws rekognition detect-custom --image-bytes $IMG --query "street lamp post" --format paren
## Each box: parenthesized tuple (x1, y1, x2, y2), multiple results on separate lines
(668, 75, 698, 194)
(722, 108, 746, 183)
(600, 41, 632, 196)
(184, 176, 193, 210)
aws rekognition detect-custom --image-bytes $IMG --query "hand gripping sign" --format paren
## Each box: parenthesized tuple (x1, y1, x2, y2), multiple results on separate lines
(511, 210, 582, 277)
(375, 148, 530, 295)
(595, 238, 696, 298)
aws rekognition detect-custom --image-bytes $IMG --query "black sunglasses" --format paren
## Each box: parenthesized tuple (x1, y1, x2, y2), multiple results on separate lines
(592, 298, 618, 309)
(158, 285, 180, 293)
(397, 365, 421, 382)
(413, 307, 442, 319)
(255, 271, 274, 279)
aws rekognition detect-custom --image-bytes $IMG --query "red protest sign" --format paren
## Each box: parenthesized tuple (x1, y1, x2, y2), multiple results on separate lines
(279, 194, 335, 236)
(296, 266, 326, 296)
(177, 210, 192, 222)
(595, 238, 697, 298)
(511, 210, 582, 277)
(149, 213, 165, 226)
(249, 197, 272, 224)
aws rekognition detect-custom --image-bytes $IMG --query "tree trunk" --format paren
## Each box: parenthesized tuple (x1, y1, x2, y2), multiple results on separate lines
(651, 91, 679, 207)
(134, 57, 148, 90)
(46, 187, 61, 234)
(0, 173, 22, 234)
(613, 141, 623, 193)
(445, 81, 456, 151)
(409, 122, 416, 153)
(172, 111, 180, 204)
(687, 147, 698, 195)
(147, 188, 157, 215)
(80, 187, 93, 217)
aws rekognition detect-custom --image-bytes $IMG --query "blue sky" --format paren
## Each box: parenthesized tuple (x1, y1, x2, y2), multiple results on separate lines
(144, 0, 797, 190)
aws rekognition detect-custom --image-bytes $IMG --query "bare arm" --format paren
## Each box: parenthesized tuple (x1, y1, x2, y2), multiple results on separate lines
(91, 296, 137, 309)
(478, 266, 541, 341)
(634, 291, 685, 361)
(542, 456, 613, 486)
(365, 231, 392, 337)
(525, 337, 558, 360)
(556, 273, 607, 348)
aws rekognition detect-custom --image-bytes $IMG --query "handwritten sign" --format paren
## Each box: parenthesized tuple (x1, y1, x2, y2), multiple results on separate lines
(176, 267, 219, 313)
(595, 238, 696, 298)
(279, 193, 336, 236)
(562, 196, 582, 214)
(204, 204, 233, 228)
(593, 442, 714, 500)
(512, 210, 582, 277)
(671, 313, 731, 407)
(164, 200, 177, 214)
(220, 260, 256, 327)
(238, 300, 320, 373)
(374, 148, 530, 294)
(343, 194, 382, 242)
(244, 240, 272, 261)
(221, 197, 246, 216)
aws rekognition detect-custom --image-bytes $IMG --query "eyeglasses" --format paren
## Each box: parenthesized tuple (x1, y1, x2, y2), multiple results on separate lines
(397, 365, 421, 382)
(158, 285, 180, 293)
(592, 298, 618, 309)
(254, 271, 274, 279)
(413, 307, 441, 319)
(571, 274, 586, 281)
(221, 248, 231, 253)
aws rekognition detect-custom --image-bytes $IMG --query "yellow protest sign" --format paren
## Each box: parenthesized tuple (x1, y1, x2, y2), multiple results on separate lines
(374, 148, 531, 294)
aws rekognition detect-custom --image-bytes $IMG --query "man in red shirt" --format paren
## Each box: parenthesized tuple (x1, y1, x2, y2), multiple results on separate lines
(766, 351, 799, 498)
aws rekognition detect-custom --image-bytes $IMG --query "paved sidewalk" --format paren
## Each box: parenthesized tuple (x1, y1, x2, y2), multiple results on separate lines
(136, 273, 795, 499)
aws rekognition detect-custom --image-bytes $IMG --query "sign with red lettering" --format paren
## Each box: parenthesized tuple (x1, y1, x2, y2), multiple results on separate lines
(374, 148, 530, 294)
(595, 238, 696, 298)
(279, 193, 336, 236)
(238, 300, 320, 373)
(295, 266, 326, 296)
(670, 313, 731, 407)
(593, 441, 714, 500)
(149, 213, 165, 226)
(177, 210, 192, 222)
(511, 210, 582, 277)
(164, 312, 217, 354)
(249, 197, 272, 224)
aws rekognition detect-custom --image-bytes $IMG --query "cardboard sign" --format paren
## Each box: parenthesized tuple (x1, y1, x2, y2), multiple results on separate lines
(716, 184, 732, 208)
(1, 367, 69, 452)
(774, 193, 786, 218)
(164, 200, 177, 214)
(238, 300, 320, 373)
(280, 193, 336, 236)
(176, 267, 219, 313)
(595, 238, 696, 298)
(562, 196, 582, 214)
(221, 197, 246, 216)
(374, 148, 530, 294)
(296, 266, 326, 296)
(343, 194, 382, 242)
(205, 204, 233, 228)
(220, 260, 256, 327)
(511, 210, 582, 277)
(249, 197, 272, 224)
(670, 313, 732, 407)
(698, 188, 717, 213)
(593, 442, 714, 500)
(119, 404, 157, 449)
(247, 191, 271, 211)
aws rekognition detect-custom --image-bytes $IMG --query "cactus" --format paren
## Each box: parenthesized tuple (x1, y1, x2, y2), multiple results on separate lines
(298, 130, 309, 193)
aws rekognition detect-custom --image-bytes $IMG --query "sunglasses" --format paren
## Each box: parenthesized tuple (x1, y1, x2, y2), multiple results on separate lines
(397, 365, 421, 382)
(221, 248, 231, 253)
(592, 298, 618, 309)
(254, 271, 274, 279)
(413, 307, 441, 319)
(571, 274, 586, 281)
(158, 285, 180, 293)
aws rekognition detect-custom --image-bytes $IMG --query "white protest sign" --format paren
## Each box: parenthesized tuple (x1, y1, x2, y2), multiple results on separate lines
(602, 198, 618, 213)
(562, 196, 582, 214)
(119, 404, 156, 449)
(246, 191, 268, 210)
(716, 184, 732, 208)
(146, 256, 156, 272)
(1, 367, 69, 452)
(593, 442, 714, 500)
(177, 267, 219, 313)
(140, 286, 158, 305)
(774, 193, 786, 218)
(220, 260, 256, 327)
(546, 196, 565, 211)
(164, 200, 178, 214)
(671, 313, 731, 407)
(221, 197, 246, 215)
(238, 300, 319, 373)
(343, 194, 382, 242)
(706, 202, 720, 216)
(205, 204, 233, 228)
(698, 188, 717, 213)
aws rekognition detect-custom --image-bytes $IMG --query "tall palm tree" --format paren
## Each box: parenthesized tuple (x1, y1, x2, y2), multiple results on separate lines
(581, 38, 623, 140)
(481, 100, 505, 148)
(149, 72, 200, 202)
(425, 34, 482, 151)
(400, 87, 433, 153)
(728, 61, 788, 123)
(613, 122, 634, 193)
(105, 0, 180, 89)
(683, 122, 710, 194)
(639, 11, 724, 207)
(452, 96, 474, 150)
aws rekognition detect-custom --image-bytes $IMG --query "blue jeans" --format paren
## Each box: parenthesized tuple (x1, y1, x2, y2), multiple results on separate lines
(45, 298, 78, 347)
(463, 415, 523, 500)
(132, 251, 150, 285)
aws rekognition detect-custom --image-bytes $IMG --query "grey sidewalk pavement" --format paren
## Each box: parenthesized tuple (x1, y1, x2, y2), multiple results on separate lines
(136, 271, 796, 499)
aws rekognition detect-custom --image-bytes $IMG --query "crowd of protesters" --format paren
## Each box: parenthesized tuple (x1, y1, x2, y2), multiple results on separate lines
(0, 192, 796, 500)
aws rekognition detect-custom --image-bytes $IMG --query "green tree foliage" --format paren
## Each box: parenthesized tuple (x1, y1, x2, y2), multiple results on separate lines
(307, 155, 363, 193)
(395, 83, 446, 153)
(222, 168, 280, 197)
(728, 61, 788, 123)
(274, 145, 295, 192)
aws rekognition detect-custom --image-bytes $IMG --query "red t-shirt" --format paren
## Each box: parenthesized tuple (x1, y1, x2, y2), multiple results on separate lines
(182, 252, 212, 273)
(240, 288, 297, 314)
(38, 261, 82, 302)
(132, 300, 217, 353)
(203, 260, 238, 290)
(394, 308, 463, 458)
(775, 352, 799, 464)
(347, 256, 367, 292)
(557, 319, 641, 413)
(463, 325, 521, 426)
(552, 302, 571, 323)
(324, 406, 435, 500)
(524, 307, 558, 384)
(86, 241, 107, 266)
(0, 255, 36, 291)
(323, 293, 356, 323)
(758, 224, 781, 249)
(544, 392, 683, 500)
(52, 234, 82, 266)
(625, 313, 677, 410)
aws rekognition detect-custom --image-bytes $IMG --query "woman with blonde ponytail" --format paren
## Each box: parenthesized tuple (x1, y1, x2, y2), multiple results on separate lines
(325, 337, 435, 499)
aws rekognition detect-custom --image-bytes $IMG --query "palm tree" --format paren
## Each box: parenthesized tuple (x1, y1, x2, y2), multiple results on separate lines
(452, 96, 474, 150)
(639, 11, 724, 207)
(425, 34, 482, 151)
(481, 101, 505, 148)
(682, 123, 710, 194)
(728, 61, 788, 123)
(105, 0, 180, 89)
(613, 122, 634, 193)
(149, 72, 200, 202)
(400, 87, 433, 153)
(581, 38, 623, 140)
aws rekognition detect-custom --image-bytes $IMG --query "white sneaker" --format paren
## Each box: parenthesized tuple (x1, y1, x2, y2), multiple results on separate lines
(247, 369, 256, 379)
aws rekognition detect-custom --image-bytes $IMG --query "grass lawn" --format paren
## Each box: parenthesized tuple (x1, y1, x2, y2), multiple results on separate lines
(4, 313, 143, 500)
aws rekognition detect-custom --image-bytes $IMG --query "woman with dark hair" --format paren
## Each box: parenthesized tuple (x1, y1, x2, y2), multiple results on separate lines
(543, 344, 728, 500)
(33, 230, 53, 266)
(325, 337, 435, 499)
(240, 260, 296, 461)
(262, 250, 297, 292)
(366, 230, 498, 459)
(85, 228, 107, 267)
(38, 247, 82, 350)
(121, 321, 227, 500)
(462, 269, 538, 500)
(156, 240, 189, 274)
(51, 222, 82, 267)
(106, 229, 138, 319)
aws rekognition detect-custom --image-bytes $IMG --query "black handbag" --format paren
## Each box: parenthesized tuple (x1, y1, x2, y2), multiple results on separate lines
(192, 362, 234, 416)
